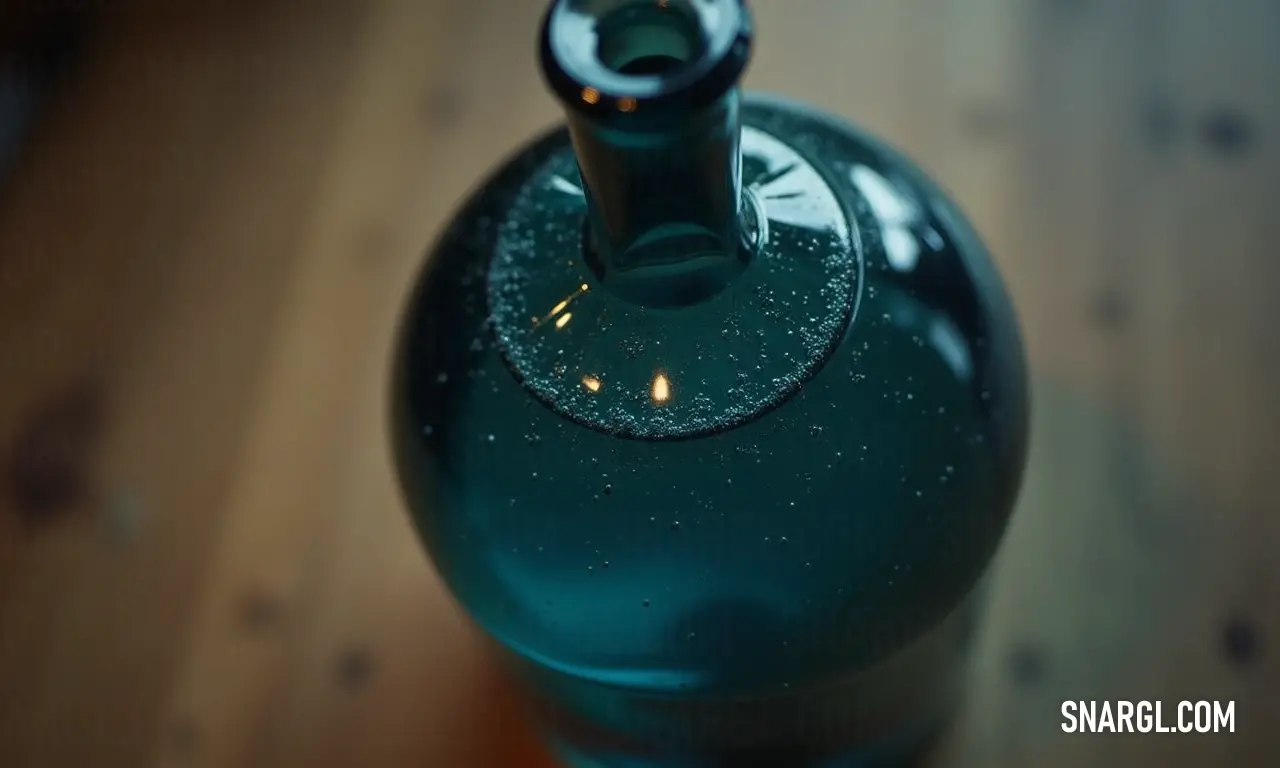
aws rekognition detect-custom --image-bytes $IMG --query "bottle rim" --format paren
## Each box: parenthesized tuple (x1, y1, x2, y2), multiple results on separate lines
(539, 0, 753, 119)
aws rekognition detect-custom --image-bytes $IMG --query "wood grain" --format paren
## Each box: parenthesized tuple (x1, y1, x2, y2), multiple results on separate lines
(0, 1, 1275, 766)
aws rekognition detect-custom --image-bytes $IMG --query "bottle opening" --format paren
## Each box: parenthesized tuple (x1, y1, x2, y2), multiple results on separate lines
(595, 2, 706, 77)
(541, 0, 751, 112)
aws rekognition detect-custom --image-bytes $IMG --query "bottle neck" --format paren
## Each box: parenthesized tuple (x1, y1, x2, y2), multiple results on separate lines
(540, 0, 754, 307)
(568, 91, 747, 306)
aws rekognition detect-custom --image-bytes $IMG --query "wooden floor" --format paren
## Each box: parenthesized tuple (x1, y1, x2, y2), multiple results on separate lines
(0, 1, 1276, 766)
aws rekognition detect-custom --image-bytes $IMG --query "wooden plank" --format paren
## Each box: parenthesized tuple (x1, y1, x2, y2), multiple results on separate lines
(748, 1, 923, 148)
(0, 3, 371, 767)
(962, 0, 1280, 765)
(146, 0, 525, 764)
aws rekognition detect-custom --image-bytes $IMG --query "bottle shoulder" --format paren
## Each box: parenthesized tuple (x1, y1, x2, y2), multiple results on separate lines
(400, 93, 1028, 448)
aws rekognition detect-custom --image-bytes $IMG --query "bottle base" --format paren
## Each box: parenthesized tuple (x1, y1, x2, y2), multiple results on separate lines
(547, 710, 949, 768)
(513, 585, 982, 768)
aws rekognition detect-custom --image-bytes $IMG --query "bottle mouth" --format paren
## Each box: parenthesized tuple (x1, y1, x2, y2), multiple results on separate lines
(595, 2, 706, 77)
(540, 0, 752, 117)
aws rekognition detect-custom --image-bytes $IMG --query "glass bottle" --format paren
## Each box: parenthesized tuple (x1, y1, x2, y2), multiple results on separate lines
(390, 1, 1029, 765)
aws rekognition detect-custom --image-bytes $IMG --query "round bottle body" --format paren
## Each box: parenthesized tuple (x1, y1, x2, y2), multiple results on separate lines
(392, 95, 1029, 766)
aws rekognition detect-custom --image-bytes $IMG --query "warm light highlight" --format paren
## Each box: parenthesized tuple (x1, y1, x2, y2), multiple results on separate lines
(651, 373, 671, 404)
(534, 284, 591, 328)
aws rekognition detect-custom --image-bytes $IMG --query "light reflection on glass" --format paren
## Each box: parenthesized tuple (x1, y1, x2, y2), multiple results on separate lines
(883, 290, 973, 384)
(927, 316, 973, 382)
(850, 165, 921, 272)
(550, 175, 584, 196)
(923, 227, 945, 251)
(582, 374, 602, 393)
(882, 229, 919, 273)
(651, 373, 671, 404)
(534, 284, 591, 328)
(745, 127, 837, 232)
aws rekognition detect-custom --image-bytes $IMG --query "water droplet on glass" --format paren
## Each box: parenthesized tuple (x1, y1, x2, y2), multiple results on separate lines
(436, 373, 449, 384)
(603, 483, 612, 495)
(642, 599, 650, 608)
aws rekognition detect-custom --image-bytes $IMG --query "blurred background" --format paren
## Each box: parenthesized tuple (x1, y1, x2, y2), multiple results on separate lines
(0, 0, 1276, 766)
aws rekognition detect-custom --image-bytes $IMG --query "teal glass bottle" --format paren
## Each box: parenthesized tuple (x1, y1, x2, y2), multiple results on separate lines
(391, 1, 1029, 766)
